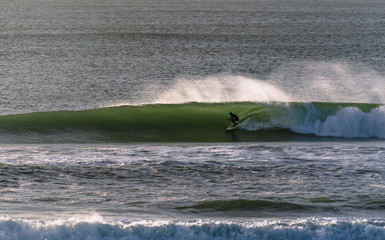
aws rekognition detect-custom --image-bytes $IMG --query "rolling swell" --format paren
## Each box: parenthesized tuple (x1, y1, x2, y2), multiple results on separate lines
(0, 102, 383, 143)
(177, 199, 312, 212)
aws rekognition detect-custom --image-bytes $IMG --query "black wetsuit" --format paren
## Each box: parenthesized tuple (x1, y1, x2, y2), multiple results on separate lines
(228, 113, 239, 126)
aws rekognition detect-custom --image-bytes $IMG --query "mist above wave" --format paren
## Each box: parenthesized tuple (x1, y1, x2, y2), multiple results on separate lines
(150, 62, 385, 105)
(154, 75, 292, 104)
(268, 61, 385, 103)
(108, 61, 385, 108)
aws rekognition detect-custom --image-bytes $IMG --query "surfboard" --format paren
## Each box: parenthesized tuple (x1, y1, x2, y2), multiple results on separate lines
(226, 124, 239, 131)
(226, 116, 245, 131)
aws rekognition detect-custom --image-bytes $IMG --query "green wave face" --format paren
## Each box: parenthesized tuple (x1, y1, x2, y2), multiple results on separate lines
(0, 102, 382, 143)
(0, 102, 261, 143)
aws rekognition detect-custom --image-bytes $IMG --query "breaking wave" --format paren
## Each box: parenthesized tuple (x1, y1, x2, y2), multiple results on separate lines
(1, 216, 384, 240)
(0, 102, 383, 143)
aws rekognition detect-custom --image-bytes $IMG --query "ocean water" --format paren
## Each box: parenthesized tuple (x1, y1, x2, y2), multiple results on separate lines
(1, 0, 385, 239)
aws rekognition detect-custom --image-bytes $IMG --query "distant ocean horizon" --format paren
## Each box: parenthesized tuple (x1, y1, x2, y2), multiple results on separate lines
(1, 0, 384, 239)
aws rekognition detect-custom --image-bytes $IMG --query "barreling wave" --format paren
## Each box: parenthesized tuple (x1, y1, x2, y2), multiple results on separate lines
(1, 216, 385, 240)
(0, 102, 383, 143)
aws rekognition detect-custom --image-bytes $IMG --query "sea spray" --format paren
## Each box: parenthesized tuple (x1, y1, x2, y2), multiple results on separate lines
(154, 75, 292, 103)
(268, 61, 385, 103)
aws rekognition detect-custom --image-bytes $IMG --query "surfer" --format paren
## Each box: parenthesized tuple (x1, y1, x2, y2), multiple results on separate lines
(227, 112, 239, 127)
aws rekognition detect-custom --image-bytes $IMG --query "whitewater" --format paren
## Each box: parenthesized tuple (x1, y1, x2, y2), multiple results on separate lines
(1, 0, 385, 239)
(2, 217, 385, 240)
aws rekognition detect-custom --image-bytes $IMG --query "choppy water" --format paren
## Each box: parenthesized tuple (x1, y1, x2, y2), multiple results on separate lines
(1, 0, 385, 239)
(2, 142, 385, 218)
(1, 142, 385, 239)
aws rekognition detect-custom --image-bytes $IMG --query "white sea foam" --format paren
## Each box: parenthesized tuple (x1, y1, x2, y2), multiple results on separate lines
(0, 216, 384, 240)
(291, 106, 385, 138)
(240, 103, 385, 139)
